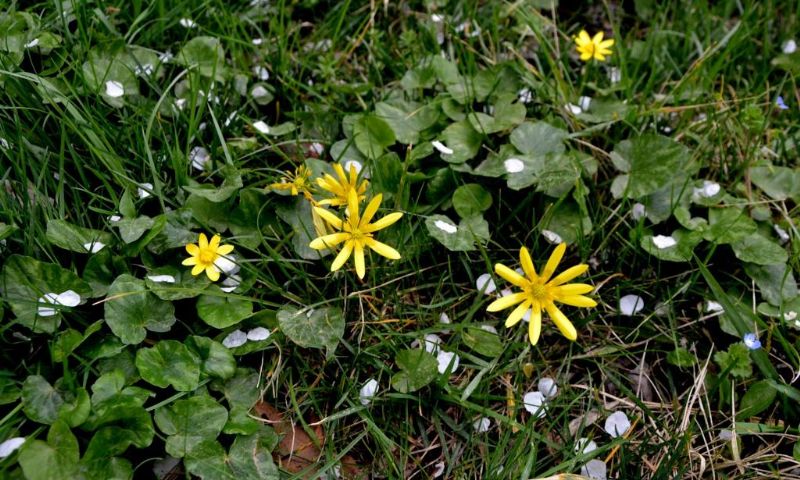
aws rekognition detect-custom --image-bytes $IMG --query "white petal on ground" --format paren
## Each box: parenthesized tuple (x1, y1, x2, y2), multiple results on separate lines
(252, 121, 270, 134)
(251, 85, 270, 98)
(37, 293, 59, 317)
(538, 377, 558, 399)
(608, 67, 622, 83)
(432, 461, 445, 478)
(783, 39, 797, 54)
(784, 311, 798, 321)
(343, 160, 363, 174)
(619, 294, 645, 316)
(718, 429, 734, 441)
(0, 138, 9, 150)
(518, 88, 533, 104)
(522, 308, 532, 323)
(499, 288, 513, 297)
(147, 274, 176, 284)
(214, 255, 239, 275)
(0, 438, 25, 458)
(431, 13, 445, 23)
(652, 235, 677, 249)
(220, 274, 241, 293)
(105, 80, 125, 98)
(422, 334, 442, 354)
(359, 378, 379, 406)
(705, 300, 724, 313)
(480, 325, 498, 334)
(575, 437, 598, 455)
(174, 98, 187, 110)
(693, 180, 720, 199)
(434, 220, 457, 234)
(189, 146, 210, 171)
(55, 290, 81, 307)
(222, 330, 247, 348)
(137, 182, 153, 199)
(179, 18, 197, 28)
(246, 327, 270, 342)
(252, 38, 264, 45)
(476, 273, 496, 294)
(83, 241, 105, 253)
(436, 350, 459, 374)
(25, 38, 39, 48)
(439, 312, 451, 324)
(310, 142, 325, 155)
(542, 230, 563, 244)
(504, 158, 525, 173)
(109, 215, 121, 222)
(472, 417, 491, 432)
(565, 103, 582, 114)
(580, 459, 607, 480)
(604, 411, 631, 437)
(774, 224, 790, 244)
(431, 140, 454, 155)
(158, 51, 173, 63)
(632, 203, 646, 220)
(522, 391, 546, 418)
(253, 65, 270, 80)
(578, 96, 592, 111)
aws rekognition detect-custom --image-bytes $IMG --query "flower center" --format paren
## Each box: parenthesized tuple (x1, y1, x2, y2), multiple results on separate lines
(527, 281, 550, 302)
(199, 249, 216, 264)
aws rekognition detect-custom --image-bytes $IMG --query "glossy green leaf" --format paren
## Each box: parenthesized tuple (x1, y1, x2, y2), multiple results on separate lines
(277, 305, 345, 358)
(104, 274, 176, 344)
(135, 340, 201, 391)
(154, 394, 229, 458)
(391, 349, 439, 393)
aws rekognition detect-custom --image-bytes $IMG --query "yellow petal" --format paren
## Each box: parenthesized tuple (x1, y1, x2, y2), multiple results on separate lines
(505, 300, 531, 328)
(347, 188, 360, 221)
(363, 212, 403, 233)
(313, 207, 343, 230)
(519, 247, 537, 280)
(594, 52, 606, 61)
(360, 194, 383, 227)
(186, 243, 199, 256)
(191, 264, 205, 276)
(365, 237, 400, 260)
(577, 30, 591, 45)
(528, 305, 542, 345)
(217, 244, 234, 255)
(580, 51, 593, 61)
(205, 265, 220, 282)
(544, 303, 577, 341)
(331, 240, 354, 271)
(558, 295, 598, 308)
(348, 164, 358, 184)
(182, 257, 198, 266)
(333, 163, 347, 183)
(599, 38, 615, 48)
(310, 233, 351, 250)
(548, 264, 588, 286)
(486, 292, 527, 312)
(354, 242, 366, 279)
(495, 263, 527, 288)
(210, 235, 220, 249)
(540, 243, 566, 282)
(198, 233, 208, 249)
(592, 31, 604, 44)
(554, 283, 594, 295)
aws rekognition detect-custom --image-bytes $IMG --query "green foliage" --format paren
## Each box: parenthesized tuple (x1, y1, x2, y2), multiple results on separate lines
(714, 343, 754, 379)
(391, 349, 439, 393)
(277, 305, 345, 358)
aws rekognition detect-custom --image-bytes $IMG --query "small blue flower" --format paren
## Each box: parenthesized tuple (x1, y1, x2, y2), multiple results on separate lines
(743, 333, 761, 350)
(776, 96, 789, 110)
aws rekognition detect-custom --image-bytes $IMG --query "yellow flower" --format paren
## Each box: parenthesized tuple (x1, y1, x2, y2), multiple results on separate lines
(574, 30, 614, 62)
(316, 163, 368, 207)
(270, 165, 313, 198)
(309, 189, 402, 279)
(486, 243, 596, 345)
(182, 233, 234, 282)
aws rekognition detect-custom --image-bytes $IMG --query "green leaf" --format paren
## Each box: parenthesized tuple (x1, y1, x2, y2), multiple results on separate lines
(391, 349, 439, 393)
(104, 274, 176, 344)
(666, 347, 697, 368)
(714, 343, 753, 379)
(509, 121, 567, 156)
(83, 396, 154, 449)
(276, 197, 330, 260)
(541, 201, 593, 244)
(183, 167, 243, 203)
(154, 394, 229, 458)
(22, 375, 63, 425)
(462, 327, 503, 357)
(731, 234, 788, 265)
(83, 249, 116, 297)
(353, 114, 396, 159)
(277, 305, 345, 358)
(370, 152, 403, 198)
(750, 164, 800, 201)
(425, 214, 490, 252)
(375, 100, 439, 144)
(744, 263, 798, 307)
(145, 266, 211, 300)
(58, 387, 90, 428)
(47, 420, 79, 465)
(18, 439, 78, 480)
(197, 289, 253, 329)
(0, 254, 92, 333)
(576, 98, 631, 123)
(452, 184, 492, 218)
(610, 134, 695, 199)
(737, 380, 777, 420)
(186, 335, 236, 380)
(704, 207, 756, 244)
(439, 120, 482, 163)
(467, 100, 526, 134)
(177, 36, 227, 81)
(81, 48, 139, 107)
(114, 215, 155, 244)
(46, 219, 113, 253)
(640, 230, 702, 262)
(135, 340, 201, 391)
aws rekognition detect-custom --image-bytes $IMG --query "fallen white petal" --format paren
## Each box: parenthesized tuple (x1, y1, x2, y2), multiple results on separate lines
(214, 255, 240, 275)
(0, 437, 25, 458)
(608, 67, 622, 84)
(783, 39, 797, 54)
(431, 140, 454, 155)
(480, 325, 498, 334)
(105, 80, 125, 98)
(359, 378, 379, 406)
(652, 235, 677, 249)
(575, 437, 597, 455)
(619, 294, 644, 316)
(718, 429, 734, 441)
(581, 459, 607, 480)
(604, 411, 631, 437)
(522, 391, 546, 418)
(472, 417, 491, 432)
(83, 241, 105, 253)
(439, 312, 451, 324)
(137, 182, 153, 199)
(436, 350, 459, 374)
(434, 220, 457, 234)
(432, 461, 445, 478)
(253, 65, 270, 80)
(253, 121, 270, 134)
(252, 38, 264, 45)
(179, 18, 196, 28)
(632, 203, 646, 220)
(702, 181, 720, 197)
(774, 224, 790, 244)
(25, 38, 39, 48)
(578, 96, 592, 111)
(542, 230, 563, 244)
(565, 103, 582, 115)
(784, 311, 798, 321)
(705, 300, 724, 313)
(251, 85, 269, 98)
(147, 275, 176, 284)
(0, 138, 9, 150)
(476, 273, 496, 294)
(310, 142, 325, 155)
(518, 88, 533, 104)
(246, 327, 270, 342)
(220, 274, 242, 293)
(222, 330, 247, 348)
(537, 377, 557, 399)
(422, 334, 442, 354)
(499, 288, 513, 297)
(109, 215, 121, 222)
(189, 146, 210, 171)
(343, 160, 363, 174)
(431, 13, 445, 23)
(504, 158, 525, 173)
